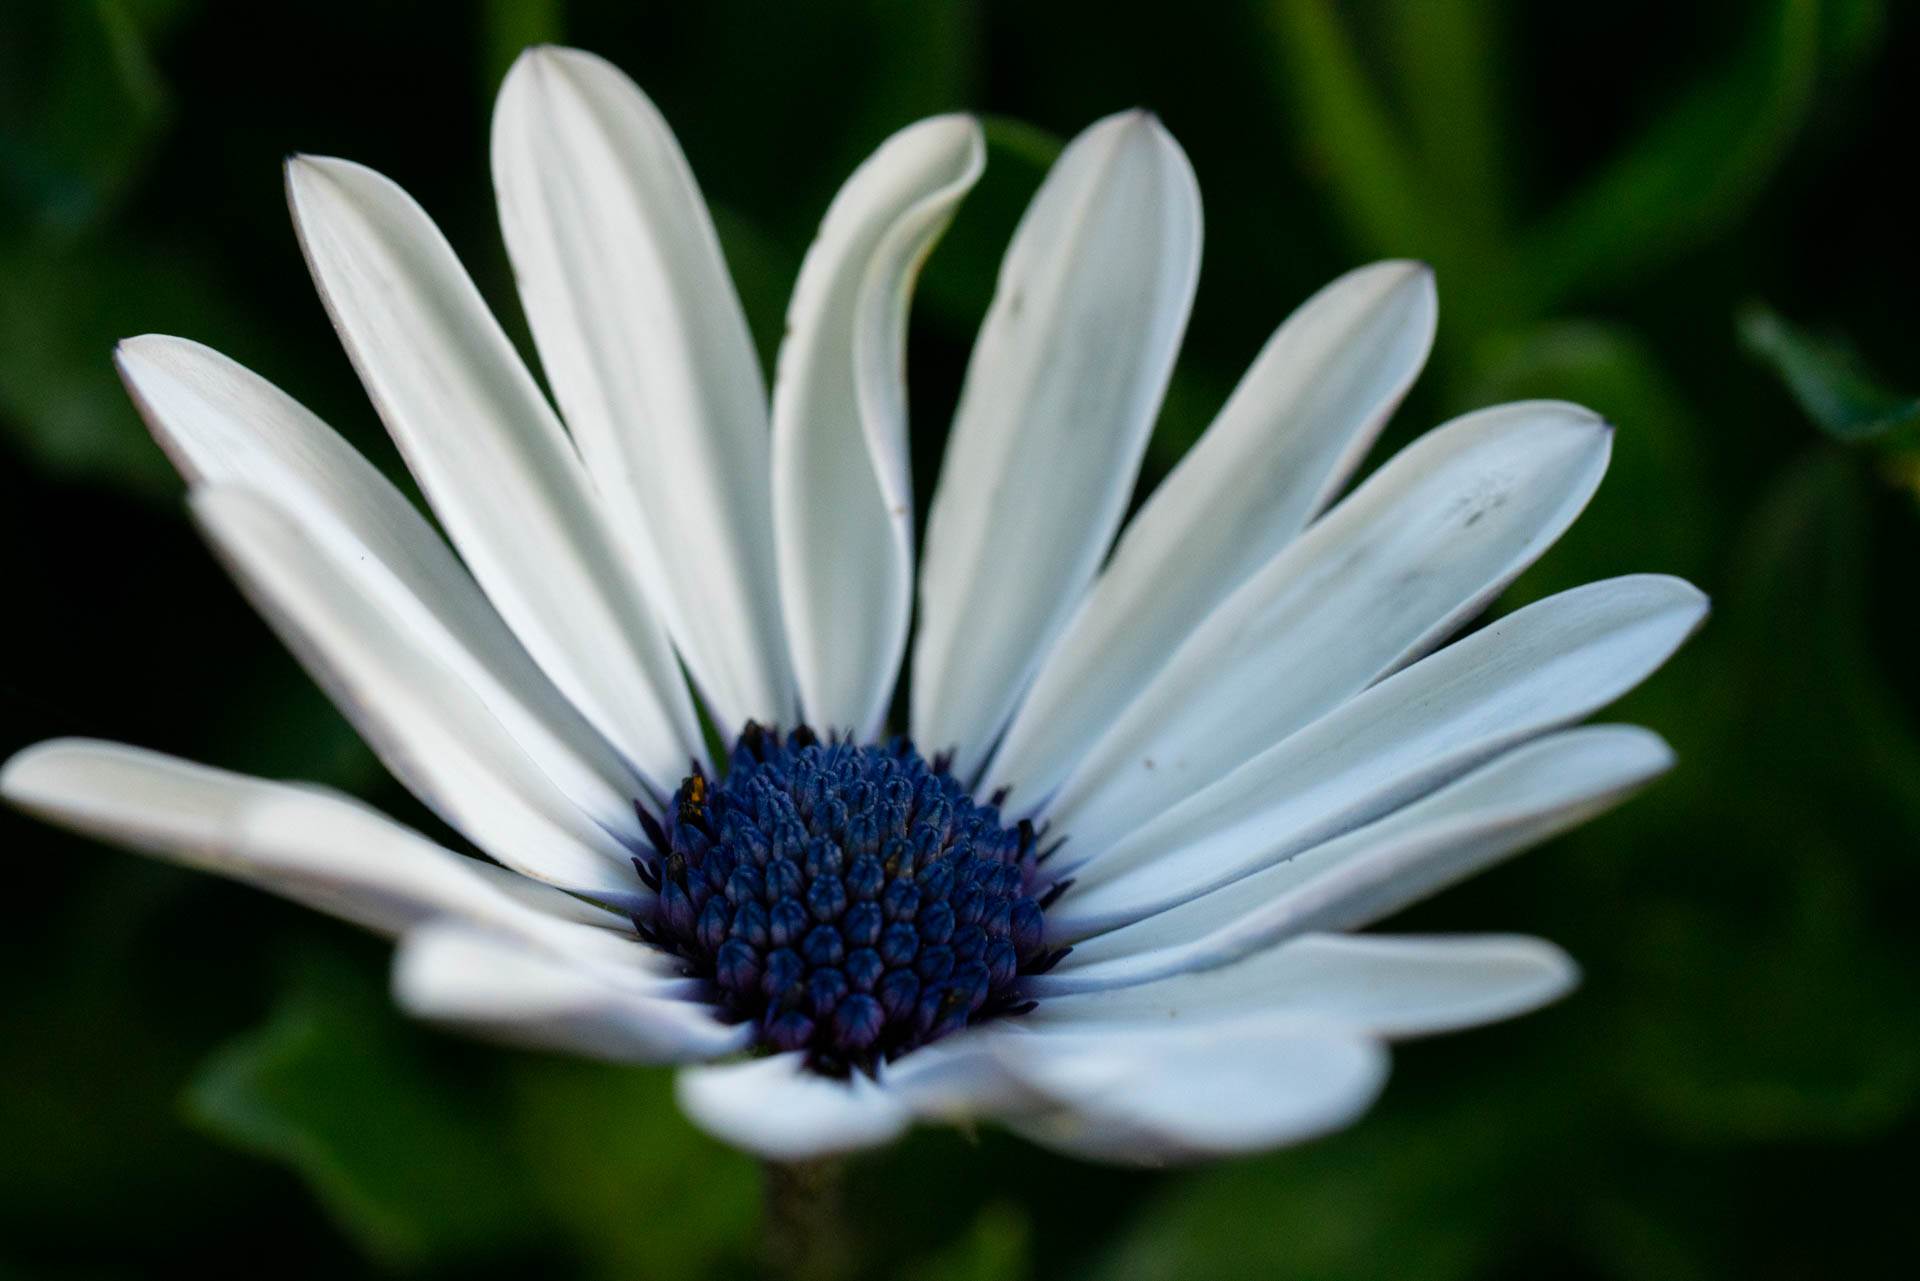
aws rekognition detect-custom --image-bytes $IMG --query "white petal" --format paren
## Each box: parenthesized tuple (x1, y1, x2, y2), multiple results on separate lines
(192, 487, 641, 897)
(874, 1031, 1049, 1123)
(229, 788, 682, 985)
(1050, 725, 1670, 979)
(1049, 575, 1707, 934)
(1030, 932, 1579, 1038)
(492, 47, 793, 729)
(394, 920, 746, 1062)
(286, 154, 701, 789)
(675, 1053, 911, 1159)
(1046, 401, 1612, 849)
(772, 115, 984, 736)
(995, 1020, 1386, 1164)
(464, 858, 643, 931)
(115, 336, 646, 834)
(986, 261, 1437, 807)
(0, 740, 666, 958)
(913, 111, 1201, 775)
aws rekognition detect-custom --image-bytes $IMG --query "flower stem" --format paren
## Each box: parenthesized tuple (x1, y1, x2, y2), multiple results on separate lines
(761, 1157, 855, 1281)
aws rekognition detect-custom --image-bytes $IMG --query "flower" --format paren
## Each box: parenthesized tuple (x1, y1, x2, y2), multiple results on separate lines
(1, 45, 1705, 1166)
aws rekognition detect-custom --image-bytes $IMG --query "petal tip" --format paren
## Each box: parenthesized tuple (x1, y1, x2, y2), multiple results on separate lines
(0, 740, 60, 805)
(0, 738, 112, 814)
(1088, 105, 1178, 156)
(284, 153, 372, 200)
(113, 331, 199, 372)
(111, 334, 156, 369)
(1370, 257, 1435, 288)
(501, 41, 580, 93)
(1637, 729, 1680, 777)
(1523, 935, 1583, 994)
(1637, 573, 1711, 625)
(501, 43, 628, 108)
(1501, 399, 1608, 435)
(926, 110, 987, 152)
(282, 153, 335, 207)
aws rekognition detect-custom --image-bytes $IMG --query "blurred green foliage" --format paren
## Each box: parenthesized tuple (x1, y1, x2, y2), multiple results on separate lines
(1740, 303, 1920, 444)
(183, 952, 541, 1270)
(3, 0, 1917, 1278)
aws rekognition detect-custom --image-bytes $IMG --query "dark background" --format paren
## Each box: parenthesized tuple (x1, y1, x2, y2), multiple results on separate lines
(3, 1, 1917, 1277)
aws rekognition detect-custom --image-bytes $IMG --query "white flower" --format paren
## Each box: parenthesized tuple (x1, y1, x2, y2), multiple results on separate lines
(1, 46, 1705, 1166)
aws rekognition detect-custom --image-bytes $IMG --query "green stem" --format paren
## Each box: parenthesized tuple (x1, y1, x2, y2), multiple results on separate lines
(761, 1157, 855, 1281)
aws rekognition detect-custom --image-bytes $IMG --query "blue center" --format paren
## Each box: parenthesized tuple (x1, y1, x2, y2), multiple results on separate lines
(631, 724, 1066, 1075)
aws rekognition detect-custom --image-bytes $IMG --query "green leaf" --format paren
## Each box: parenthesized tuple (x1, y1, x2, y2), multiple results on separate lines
(1605, 455, 1920, 1141)
(1612, 851, 1920, 1143)
(0, 858, 280, 1239)
(1710, 453, 1920, 848)
(505, 1059, 760, 1281)
(0, 0, 187, 236)
(0, 239, 256, 499)
(1262, 0, 1510, 337)
(1737, 303, 1920, 443)
(831, 0, 980, 157)
(183, 953, 540, 1270)
(1822, 0, 1888, 68)
(482, 0, 566, 92)
(1387, 0, 1509, 243)
(979, 115, 1062, 173)
(1263, 0, 1428, 260)
(1512, 0, 1820, 312)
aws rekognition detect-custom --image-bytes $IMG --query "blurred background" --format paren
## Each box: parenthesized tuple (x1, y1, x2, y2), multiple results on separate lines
(2, 0, 1916, 1277)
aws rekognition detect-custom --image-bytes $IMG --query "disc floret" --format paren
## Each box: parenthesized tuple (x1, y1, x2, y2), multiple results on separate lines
(633, 724, 1064, 1074)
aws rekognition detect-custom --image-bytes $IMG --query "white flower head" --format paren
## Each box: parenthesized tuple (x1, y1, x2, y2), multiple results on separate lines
(2, 47, 1705, 1165)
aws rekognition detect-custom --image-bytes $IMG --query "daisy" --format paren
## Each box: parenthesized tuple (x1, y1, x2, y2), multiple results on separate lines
(2, 46, 1705, 1165)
